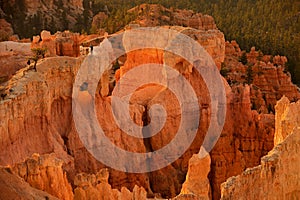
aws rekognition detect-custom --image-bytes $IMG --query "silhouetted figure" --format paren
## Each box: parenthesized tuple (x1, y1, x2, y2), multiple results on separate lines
(90, 45, 94, 54)
(27, 59, 31, 65)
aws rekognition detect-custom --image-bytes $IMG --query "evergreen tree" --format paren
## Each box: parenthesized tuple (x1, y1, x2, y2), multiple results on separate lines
(246, 65, 254, 85)
(239, 52, 248, 65)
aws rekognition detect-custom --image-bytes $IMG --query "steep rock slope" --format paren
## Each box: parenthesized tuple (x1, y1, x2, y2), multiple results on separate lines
(0, 0, 83, 38)
(0, 41, 31, 85)
(11, 154, 74, 200)
(0, 167, 59, 200)
(0, 23, 225, 198)
(221, 96, 300, 199)
(0, 57, 81, 165)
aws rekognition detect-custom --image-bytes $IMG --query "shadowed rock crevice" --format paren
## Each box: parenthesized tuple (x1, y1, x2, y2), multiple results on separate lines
(0, 5, 299, 197)
(141, 105, 153, 153)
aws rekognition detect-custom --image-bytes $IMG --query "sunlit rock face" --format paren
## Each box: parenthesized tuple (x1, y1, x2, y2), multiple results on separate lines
(221, 97, 300, 200)
(31, 30, 81, 57)
(0, 4, 299, 199)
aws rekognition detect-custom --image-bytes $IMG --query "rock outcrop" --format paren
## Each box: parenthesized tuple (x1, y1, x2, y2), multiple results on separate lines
(128, 4, 217, 30)
(0, 19, 13, 41)
(0, 57, 81, 165)
(0, 25, 223, 198)
(180, 151, 211, 199)
(212, 41, 299, 199)
(274, 96, 300, 145)
(11, 153, 74, 200)
(0, 167, 59, 200)
(220, 97, 300, 199)
(31, 30, 81, 57)
(0, 41, 31, 85)
(126, 4, 225, 69)
(73, 169, 147, 200)
(209, 83, 275, 199)
(223, 41, 300, 114)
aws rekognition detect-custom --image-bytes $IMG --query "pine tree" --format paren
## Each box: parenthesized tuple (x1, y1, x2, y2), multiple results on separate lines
(239, 52, 248, 65)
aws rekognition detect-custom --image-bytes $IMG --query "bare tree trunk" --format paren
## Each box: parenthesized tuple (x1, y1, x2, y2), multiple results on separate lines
(33, 61, 37, 72)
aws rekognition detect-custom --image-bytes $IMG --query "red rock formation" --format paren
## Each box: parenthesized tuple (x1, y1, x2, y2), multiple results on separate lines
(128, 4, 217, 30)
(12, 153, 74, 200)
(223, 41, 300, 114)
(73, 169, 147, 200)
(0, 41, 31, 85)
(274, 96, 300, 145)
(220, 97, 300, 199)
(126, 4, 225, 69)
(180, 151, 211, 199)
(31, 30, 81, 57)
(0, 19, 13, 41)
(209, 83, 275, 199)
(0, 57, 81, 165)
(0, 167, 59, 200)
(0, 24, 299, 200)
(1, 25, 220, 198)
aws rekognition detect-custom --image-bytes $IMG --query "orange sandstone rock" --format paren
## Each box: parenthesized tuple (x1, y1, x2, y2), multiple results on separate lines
(221, 97, 300, 199)
(74, 169, 147, 200)
(0, 19, 13, 41)
(180, 151, 211, 199)
(12, 153, 74, 200)
(31, 30, 81, 57)
(0, 167, 59, 200)
(274, 96, 300, 145)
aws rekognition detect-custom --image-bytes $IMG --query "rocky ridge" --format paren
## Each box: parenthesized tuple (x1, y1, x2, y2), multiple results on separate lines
(223, 41, 300, 113)
(127, 4, 217, 31)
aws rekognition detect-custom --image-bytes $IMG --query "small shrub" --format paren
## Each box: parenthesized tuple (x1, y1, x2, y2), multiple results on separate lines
(220, 62, 229, 78)
(30, 47, 47, 71)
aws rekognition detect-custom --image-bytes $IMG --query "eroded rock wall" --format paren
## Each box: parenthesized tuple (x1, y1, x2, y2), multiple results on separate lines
(0, 25, 298, 199)
(0, 57, 81, 165)
(0, 25, 225, 198)
(223, 41, 300, 114)
(180, 151, 212, 200)
(31, 30, 81, 57)
(220, 97, 300, 199)
(274, 96, 300, 145)
(128, 4, 217, 30)
(0, 167, 59, 200)
(11, 153, 74, 200)
(209, 83, 275, 199)
(73, 169, 147, 200)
